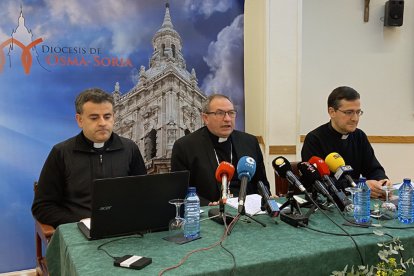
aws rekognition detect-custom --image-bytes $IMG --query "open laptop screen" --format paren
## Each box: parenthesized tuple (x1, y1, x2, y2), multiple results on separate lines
(78, 170, 190, 240)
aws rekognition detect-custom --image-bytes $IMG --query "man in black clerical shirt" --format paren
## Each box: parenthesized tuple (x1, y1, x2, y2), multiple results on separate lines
(301, 86, 390, 199)
(171, 94, 270, 206)
(32, 88, 146, 228)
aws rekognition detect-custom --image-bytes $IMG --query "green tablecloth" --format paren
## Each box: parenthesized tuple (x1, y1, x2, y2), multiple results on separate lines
(46, 205, 414, 276)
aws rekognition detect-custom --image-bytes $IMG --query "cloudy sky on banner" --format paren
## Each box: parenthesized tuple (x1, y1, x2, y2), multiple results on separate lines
(0, 0, 245, 141)
(0, 0, 243, 92)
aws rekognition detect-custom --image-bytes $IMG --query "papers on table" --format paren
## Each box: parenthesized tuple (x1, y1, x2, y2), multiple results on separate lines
(392, 181, 414, 190)
(226, 194, 282, 216)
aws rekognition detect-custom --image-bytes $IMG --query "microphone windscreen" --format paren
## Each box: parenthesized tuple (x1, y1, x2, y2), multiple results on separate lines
(236, 156, 256, 181)
(325, 152, 345, 173)
(215, 161, 235, 182)
(308, 156, 331, 176)
(272, 156, 292, 178)
(297, 162, 321, 187)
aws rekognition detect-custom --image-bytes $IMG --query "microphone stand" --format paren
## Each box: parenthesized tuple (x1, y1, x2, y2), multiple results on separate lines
(279, 186, 311, 227)
(279, 187, 302, 214)
(301, 189, 329, 211)
(208, 199, 234, 228)
(227, 201, 266, 235)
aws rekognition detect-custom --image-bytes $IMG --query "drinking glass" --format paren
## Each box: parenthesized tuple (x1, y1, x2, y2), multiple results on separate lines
(344, 186, 362, 216)
(168, 199, 185, 236)
(380, 185, 397, 219)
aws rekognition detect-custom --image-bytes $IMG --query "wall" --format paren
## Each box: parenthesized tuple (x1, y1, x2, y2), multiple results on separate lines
(244, 0, 414, 193)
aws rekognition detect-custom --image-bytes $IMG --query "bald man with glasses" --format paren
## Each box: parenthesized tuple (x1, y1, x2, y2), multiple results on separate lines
(171, 93, 270, 206)
(301, 86, 390, 199)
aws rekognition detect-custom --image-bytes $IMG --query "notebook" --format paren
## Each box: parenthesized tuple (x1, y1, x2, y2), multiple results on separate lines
(77, 171, 190, 240)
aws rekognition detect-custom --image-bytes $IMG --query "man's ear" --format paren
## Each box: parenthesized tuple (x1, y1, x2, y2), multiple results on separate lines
(75, 113, 82, 128)
(328, 107, 336, 117)
(201, 113, 208, 125)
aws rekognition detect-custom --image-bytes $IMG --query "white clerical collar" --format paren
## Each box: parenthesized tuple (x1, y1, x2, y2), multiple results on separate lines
(341, 134, 349, 140)
(218, 137, 228, 143)
(94, 142, 105, 148)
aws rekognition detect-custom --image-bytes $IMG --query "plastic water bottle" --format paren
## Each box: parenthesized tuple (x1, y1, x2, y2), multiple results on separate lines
(398, 178, 414, 224)
(184, 187, 200, 239)
(353, 177, 371, 223)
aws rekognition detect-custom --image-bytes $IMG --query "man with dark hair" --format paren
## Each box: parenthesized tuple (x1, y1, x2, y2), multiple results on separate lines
(171, 93, 270, 206)
(301, 86, 390, 198)
(32, 88, 146, 228)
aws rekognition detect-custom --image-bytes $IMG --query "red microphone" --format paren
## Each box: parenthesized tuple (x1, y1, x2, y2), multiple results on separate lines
(308, 156, 331, 177)
(308, 156, 351, 211)
(215, 161, 235, 204)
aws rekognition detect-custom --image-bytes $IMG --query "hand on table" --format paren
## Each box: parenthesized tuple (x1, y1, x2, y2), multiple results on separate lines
(366, 179, 391, 199)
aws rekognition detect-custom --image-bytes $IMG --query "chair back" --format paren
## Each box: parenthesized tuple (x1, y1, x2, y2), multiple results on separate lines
(34, 181, 55, 276)
(274, 161, 301, 197)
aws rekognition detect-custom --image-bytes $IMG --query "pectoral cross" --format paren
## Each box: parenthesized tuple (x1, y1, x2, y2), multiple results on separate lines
(364, 0, 370, 22)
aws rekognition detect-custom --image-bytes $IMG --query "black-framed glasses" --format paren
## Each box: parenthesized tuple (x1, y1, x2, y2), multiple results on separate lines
(204, 109, 237, 118)
(337, 109, 364, 117)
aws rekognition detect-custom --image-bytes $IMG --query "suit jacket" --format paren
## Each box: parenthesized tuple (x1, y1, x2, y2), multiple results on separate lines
(171, 126, 270, 205)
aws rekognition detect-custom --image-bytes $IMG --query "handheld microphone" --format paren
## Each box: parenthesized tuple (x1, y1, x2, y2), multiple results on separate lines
(297, 162, 333, 201)
(273, 157, 309, 227)
(325, 152, 357, 188)
(309, 156, 342, 193)
(257, 181, 280, 217)
(236, 156, 256, 213)
(215, 161, 235, 204)
(308, 156, 352, 211)
(272, 156, 306, 192)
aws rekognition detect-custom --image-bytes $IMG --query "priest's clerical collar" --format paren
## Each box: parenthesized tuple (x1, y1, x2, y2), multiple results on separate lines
(328, 121, 349, 140)
(218, 137, 228, 143)
(207, 129, 231, 144)
(81, 132, 112, 150)
(94, 142, 105, 148)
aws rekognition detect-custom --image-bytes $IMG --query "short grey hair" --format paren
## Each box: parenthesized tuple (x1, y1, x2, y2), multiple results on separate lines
(201, 94, 233, 113)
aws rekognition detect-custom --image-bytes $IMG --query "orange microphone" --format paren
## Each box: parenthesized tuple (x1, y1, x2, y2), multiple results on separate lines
(215, 161, 235, 204)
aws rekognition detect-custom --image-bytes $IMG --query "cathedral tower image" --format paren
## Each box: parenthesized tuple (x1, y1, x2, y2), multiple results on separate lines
(113, 2, 207, 173)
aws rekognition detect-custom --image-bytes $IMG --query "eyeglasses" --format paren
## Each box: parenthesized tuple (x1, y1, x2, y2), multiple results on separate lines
(336, 109, 364, 117)
(205, 109, 237, 118)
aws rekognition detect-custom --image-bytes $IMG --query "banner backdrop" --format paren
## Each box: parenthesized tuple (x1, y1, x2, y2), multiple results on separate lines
(0, 0, 245, 272)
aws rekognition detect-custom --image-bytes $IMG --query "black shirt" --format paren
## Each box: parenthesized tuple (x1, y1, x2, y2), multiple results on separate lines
(301, 121, 387, 182)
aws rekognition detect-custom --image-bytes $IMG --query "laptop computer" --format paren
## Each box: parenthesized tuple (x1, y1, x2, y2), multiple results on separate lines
(78, 170, 190, 240)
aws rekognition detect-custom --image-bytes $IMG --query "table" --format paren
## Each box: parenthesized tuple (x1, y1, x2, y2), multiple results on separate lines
(46, 205, 414, 275)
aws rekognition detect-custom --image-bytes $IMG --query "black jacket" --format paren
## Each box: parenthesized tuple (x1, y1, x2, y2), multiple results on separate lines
(32, 132, 146, 228)
(171, 127, 270, 205)
(301, 122, 387, 182)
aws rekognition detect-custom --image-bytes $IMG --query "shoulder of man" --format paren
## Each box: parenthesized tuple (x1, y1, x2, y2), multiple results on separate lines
(53, 133, 80, 150)
(112, 133, 138, 148)
(350, 128, 369, 141)
(174, 126, 206, 144)
(232, 129, 259, 143)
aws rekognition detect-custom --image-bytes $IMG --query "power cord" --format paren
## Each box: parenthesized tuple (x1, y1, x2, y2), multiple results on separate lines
(97, 234, 144, 261)
(159, 213, 241, 276)
(302, 191, 365, 266)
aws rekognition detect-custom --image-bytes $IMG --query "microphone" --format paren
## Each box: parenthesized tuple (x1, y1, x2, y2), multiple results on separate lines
(325, 152, 357, 188)
(257, 181, 280, 217)
(297, 162, 333, 201)
(272, 156, 306, 192)
(237, 156, 256, 213)
(215, 161, 235, 204)
(308, 156, 352, 211)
